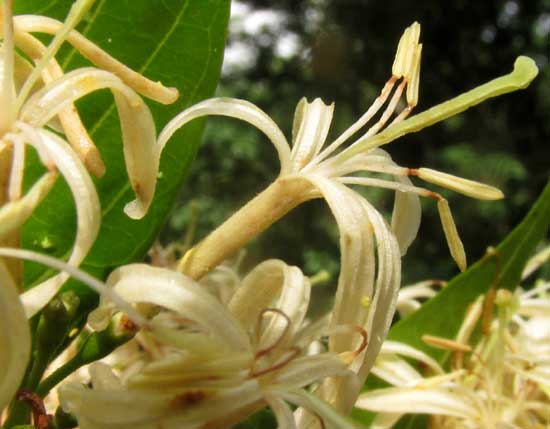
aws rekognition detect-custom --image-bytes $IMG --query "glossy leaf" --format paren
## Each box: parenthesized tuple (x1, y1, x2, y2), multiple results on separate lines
(17, 0, 230, 309)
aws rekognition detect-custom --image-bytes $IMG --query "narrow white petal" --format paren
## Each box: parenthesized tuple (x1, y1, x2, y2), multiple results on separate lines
(17, 126, 100, 317)
(0, 172, 57, 238)
(0, 261, 31, 411)
(356, 386, 479, 420)
(106, 264, 251, 351)
(290, 98, 334, 172)
(305, 175, 375, 354)
(276, 354, 350, 388)
(228, 259, 288, 330)
(158, 98, 292, 174)
(260, 264, 311, 349)
(276, 387, 357, 429)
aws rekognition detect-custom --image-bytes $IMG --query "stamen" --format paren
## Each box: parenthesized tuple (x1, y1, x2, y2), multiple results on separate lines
(0, 0, 15, 133)
(309, 76, 398, 167)
(336, 56, 539, 163)
(339, 176, 441, 200)
(0, 247, 149, 327)
(254, 308, 292, 359)
(437, 198, 467, 272)
(481, 248, 502, 335)
(14, 0, 96, 113)
(339, 325, 369, 364)
(249, 346, 300, 378)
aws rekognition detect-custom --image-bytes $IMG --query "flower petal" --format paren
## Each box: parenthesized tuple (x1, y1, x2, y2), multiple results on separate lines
(0, 261, 31, 411)
(17, 126, 100, 317)
(158, 98, 292, 175)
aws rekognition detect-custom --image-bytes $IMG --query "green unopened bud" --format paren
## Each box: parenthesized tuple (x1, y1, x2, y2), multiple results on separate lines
(26, 292, 81, 390)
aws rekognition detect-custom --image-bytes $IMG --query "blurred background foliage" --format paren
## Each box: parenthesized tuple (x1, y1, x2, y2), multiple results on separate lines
(161, 0, 550, 288)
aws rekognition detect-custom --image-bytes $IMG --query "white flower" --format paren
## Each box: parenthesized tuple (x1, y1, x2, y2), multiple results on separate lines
(0, 0, 177, 415)
(356, 253, 550, 429)
(146, 22, 537, 421)
(41, 258, 364, 429)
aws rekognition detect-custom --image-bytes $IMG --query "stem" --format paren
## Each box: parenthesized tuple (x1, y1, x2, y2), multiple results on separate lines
(178, 177, 316, 280)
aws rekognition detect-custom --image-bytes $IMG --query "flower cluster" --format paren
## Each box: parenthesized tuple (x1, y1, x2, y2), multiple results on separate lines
(356, 249, 550, 428)
(0, 0, 177, 416)
(0, 1, 541, 429)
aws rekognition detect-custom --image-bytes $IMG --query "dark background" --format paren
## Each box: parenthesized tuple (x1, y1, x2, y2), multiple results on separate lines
(162, 0, 550, 290)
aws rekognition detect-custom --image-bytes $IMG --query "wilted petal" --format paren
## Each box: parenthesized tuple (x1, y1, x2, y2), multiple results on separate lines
(356, 386, 479, 420)
(266, 394, 297, 429)
(290, 98, 334, 172)
(0, 261, 31, 411)
(14, 15, 179, 104)
(19, 68, 157, 219)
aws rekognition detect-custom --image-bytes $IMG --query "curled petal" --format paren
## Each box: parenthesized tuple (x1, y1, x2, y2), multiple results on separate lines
(0, 261, 31, 411)
(380, 340, 444, 375)
(304, 176, 376, 354)
(17, 126, 100, 317)
(228, 259, 311, 348)
(158, 98, 292, 175)
(20, 68, 158, 219)
(105, 264, 251, 351)
(0, 171, 57, 238)
(14, 15, 179, 104)
(290, 98, 334, 172)
(14, 31, 105, 176)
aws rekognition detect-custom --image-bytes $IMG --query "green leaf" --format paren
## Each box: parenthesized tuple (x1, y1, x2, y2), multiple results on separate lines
(387, 182, 550, 361)
(17, 0, 230, 309)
